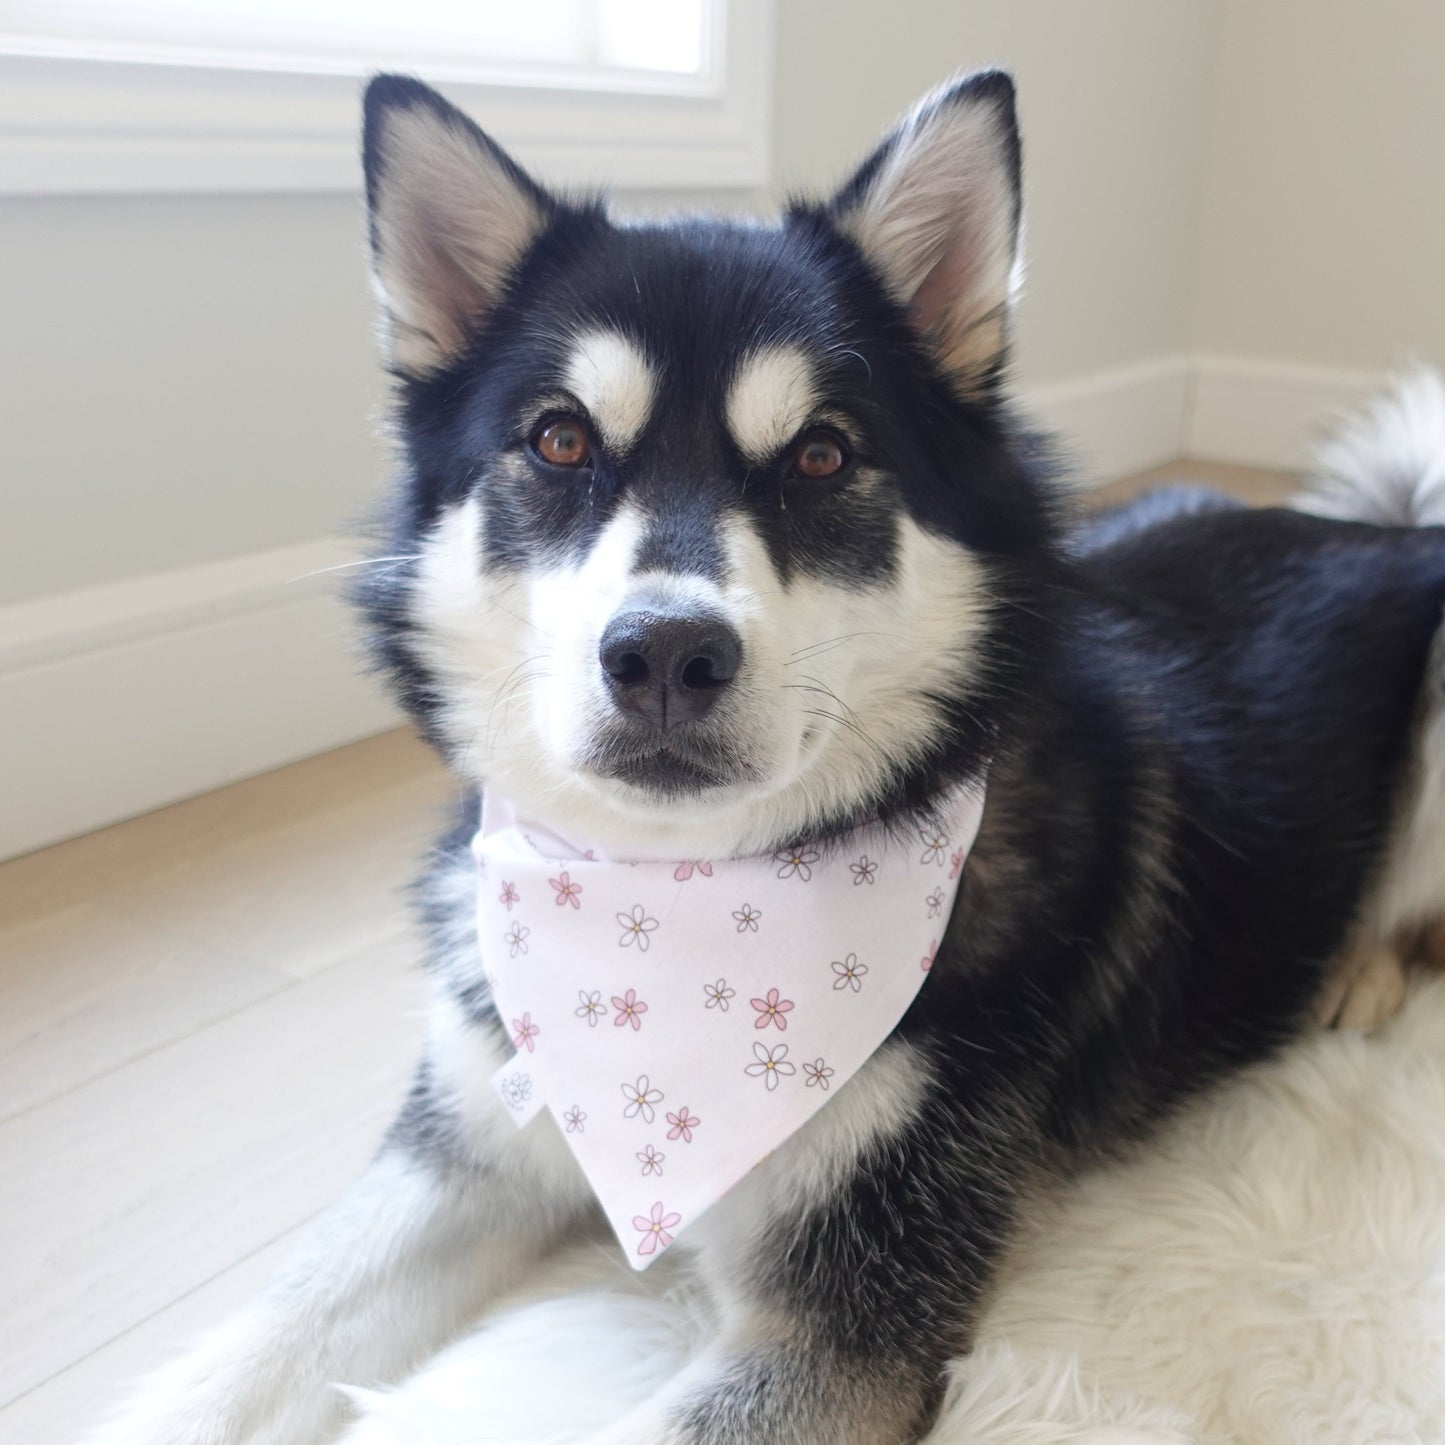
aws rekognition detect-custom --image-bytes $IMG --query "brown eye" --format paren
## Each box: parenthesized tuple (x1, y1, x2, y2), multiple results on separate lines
(790, 430, 848, 481)
(532, 416, 592, 469)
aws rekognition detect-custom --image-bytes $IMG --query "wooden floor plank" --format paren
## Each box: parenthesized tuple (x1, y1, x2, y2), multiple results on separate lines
(111, 775, 452, 982)
(0, 730, 451, 1119)
(0, 934, 425, 1406)
(0, 901, 294, 1122)
(1091, 457, 1299, 507)
(0, 1226, 308, 1445)
(0, 729, 447, 933)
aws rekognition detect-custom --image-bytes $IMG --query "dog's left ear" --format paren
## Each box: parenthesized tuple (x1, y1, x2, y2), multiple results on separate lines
(827, 71, 1022, 395)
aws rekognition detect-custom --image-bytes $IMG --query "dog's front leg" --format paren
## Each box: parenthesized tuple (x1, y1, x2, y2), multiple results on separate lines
(592, 1040, 1025, 1445)
(86, 994, 593, 1445)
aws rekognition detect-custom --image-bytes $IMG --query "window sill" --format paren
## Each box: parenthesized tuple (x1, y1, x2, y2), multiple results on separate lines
(0, 0, 773, 196)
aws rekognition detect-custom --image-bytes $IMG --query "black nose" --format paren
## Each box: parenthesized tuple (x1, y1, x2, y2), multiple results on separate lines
(599, 607, 742, 730)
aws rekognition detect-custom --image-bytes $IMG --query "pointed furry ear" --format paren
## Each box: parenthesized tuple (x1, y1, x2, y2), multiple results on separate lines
(828, 71, 1023, 395)
(362, 75, 554, 378)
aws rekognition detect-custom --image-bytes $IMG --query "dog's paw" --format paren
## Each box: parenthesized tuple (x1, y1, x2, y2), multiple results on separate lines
(1316, 941, 1409, 1031)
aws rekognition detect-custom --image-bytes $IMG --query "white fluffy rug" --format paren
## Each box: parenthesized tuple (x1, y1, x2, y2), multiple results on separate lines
(340, 977, 1445, 1445)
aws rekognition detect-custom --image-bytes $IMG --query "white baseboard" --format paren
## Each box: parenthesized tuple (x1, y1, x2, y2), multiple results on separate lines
(1023, 353, 1397, 480)
(1023, 355, 1191, 485)
(1185, 356, 1389, 470)
(0, 539, 400, 861)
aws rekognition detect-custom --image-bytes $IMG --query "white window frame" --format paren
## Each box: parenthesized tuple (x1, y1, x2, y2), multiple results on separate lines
(0, 0, 773, 195)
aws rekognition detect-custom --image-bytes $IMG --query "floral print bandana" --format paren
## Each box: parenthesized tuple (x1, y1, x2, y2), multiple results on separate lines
(473, 784, 986, 1269)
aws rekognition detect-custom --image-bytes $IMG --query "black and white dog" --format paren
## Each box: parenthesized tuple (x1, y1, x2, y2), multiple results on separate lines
(93, 72, 1445, 1445)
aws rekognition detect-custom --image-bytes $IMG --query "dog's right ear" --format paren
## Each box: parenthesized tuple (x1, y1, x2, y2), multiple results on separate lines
(362, 75, 554, 379)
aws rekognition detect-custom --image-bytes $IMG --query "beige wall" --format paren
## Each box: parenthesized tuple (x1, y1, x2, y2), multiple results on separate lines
(0, 0, 1219, 608)
(7, 1, 1445, 609)
(1192, 0, 1445, 371)
(772, 0, 1218, 388)
(0, 194, 383, 607)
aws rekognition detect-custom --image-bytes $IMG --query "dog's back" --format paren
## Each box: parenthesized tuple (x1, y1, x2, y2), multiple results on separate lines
(1054, 375, 1445, 1094)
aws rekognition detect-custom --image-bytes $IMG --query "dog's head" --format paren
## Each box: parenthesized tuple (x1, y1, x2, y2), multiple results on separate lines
(359, 73, 1057, 857)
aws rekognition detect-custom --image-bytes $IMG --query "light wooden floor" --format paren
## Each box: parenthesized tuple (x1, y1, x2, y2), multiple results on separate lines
(0, 731, 455, 1442)
(0, 460, 1295, 1443)
(1091, 455, 1296, 508)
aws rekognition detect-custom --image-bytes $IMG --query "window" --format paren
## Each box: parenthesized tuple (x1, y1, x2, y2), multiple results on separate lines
(0, 2, 711, 90)
(0, 0, 773, 193)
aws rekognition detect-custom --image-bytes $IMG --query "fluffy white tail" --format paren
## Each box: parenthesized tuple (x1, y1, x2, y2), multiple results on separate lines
(1294, 368, 1445, 527)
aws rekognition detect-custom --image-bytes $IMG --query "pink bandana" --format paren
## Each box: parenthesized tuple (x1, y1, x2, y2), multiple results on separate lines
(473, 786, 985, 1269)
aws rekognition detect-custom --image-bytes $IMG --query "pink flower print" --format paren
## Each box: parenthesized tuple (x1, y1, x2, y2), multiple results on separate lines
(511, 1011, 539, 1052)
(637, 1143, 665, 1177)
(633, 1201, 681, 1257)
(732, 902, 762, 933)
(850, 854, 879, 886)
(666, 1106, 700, 1142)
(575, 988, 608, 1027)
(564, 1105, 586, 1133)
(919, 829, 949, 866)
(504, 922, 529, 958)
(926, 887, 945, 919)
(621, 1074, 663, 1123)
(831, 952, 869, 992)
(499, 880, 520, 910)
(750, 987, 795, 1031)
(612, 988, 648, 1030)
(746, 1041, 797, 1091)
(922, 939, 938, 972)
(617, 904, 659, 951)
(674, 861, 714, 882)
(549, 871, 583, 909)
(704, 978, 735, 1011)
(774, 845, 819, 881)
(949, 848, 967, 880)
(804, 1057, 834, 1090)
